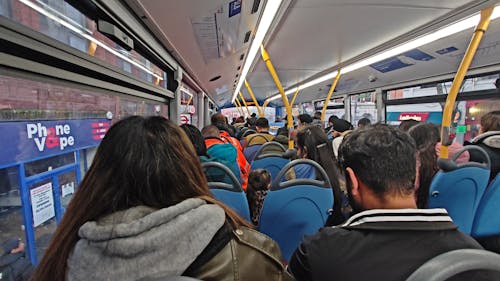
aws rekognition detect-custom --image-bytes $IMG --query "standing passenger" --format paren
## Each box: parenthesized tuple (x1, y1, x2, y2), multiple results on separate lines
(468, 110, 500, 181)
(288, 124, 489, 281)
(31, 116, 291, 281)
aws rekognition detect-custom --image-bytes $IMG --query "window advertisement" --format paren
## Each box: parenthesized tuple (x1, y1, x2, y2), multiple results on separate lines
(180, 86, 196, 125)
(350, 92, 377, 125)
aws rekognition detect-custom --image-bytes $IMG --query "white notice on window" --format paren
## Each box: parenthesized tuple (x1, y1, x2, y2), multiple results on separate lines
(61, 182, 75, 198)
(30, 182, 55, 227)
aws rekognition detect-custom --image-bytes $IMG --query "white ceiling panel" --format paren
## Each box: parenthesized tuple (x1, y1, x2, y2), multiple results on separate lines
(127, 0, 499, 106)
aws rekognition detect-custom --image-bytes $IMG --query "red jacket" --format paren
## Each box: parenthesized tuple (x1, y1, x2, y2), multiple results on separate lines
(206, 132, 250, 191)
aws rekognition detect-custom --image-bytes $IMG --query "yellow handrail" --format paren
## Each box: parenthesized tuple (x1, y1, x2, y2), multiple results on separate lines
(239, 92, 251, 116)
(321, 70, 342, 122)
(234, 99, 244, 116)
(244, 80, 264, 117)
(261, 45, 294, 149)
(290, 88, 300, 107)
(440, 7, 493, 158)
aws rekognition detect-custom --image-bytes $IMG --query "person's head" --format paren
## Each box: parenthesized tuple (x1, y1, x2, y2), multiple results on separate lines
(408, 123, 440, 208)
(211, 113, 227, 126)
(248, 169, 271, 192)
(255, 117, 270, 132)
(181, 124, 208, 157)
(398, 119, 420, 132)
(331, 119, 353, 138)
(338, 124, 417, 212)
(33, 116, 247, 280)
(313, 111, 322, 120)
(357, 118, 371, 129)
(495, 78, 500, 89)
(408, 123, 440, 149)
(251, 112, 257, 118)
(479, 110, 500, 134)
(201, 125, 220, 139)
(328, 115, 339, 126)
(298, 114, 313, 127)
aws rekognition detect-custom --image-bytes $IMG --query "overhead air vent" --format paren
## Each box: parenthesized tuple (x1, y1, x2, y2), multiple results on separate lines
(251, 0, 261, 14)
(240, 54, 245, 60)
(209, 75, 221, 82)
(244, 31, 251, 43)
(237, 65, 241, 70)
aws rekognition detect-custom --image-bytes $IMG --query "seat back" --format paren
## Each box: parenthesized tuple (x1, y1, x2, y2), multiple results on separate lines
(243, 134, 272, 162)
(472, 173, 500, 238)
(202, 162, 250, 221)
(259, 159, 333, 261)
(428, 146, 491, 234)
(405, 249, 500, 281)
(250, 142, 289, 181)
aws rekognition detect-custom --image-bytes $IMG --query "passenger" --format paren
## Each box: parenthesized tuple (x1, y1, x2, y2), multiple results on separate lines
(210, 113, 250, 189)
(181, 124, 241, 185)
(0, 238, 33, 281)
(408, 123, 441, 208)
(325, 115, 339, 140)
(274, 127, 290, 147)
(398, 118, 419, 132)
(246, 169, 271, 226)
(331, 119, 353, 158)
(202, 125, 249, 190)
(357, 117, 371, 129)
(31, 116, 291, 281)
(311, 111, 323, 128)
(295, 126, 346, 226)
(243, 117, 274, 148)
(468, 110, 500, 181)
(297, 114, 313, 129)
(291, 114, 313, 141)
(288, 124, 491, 281)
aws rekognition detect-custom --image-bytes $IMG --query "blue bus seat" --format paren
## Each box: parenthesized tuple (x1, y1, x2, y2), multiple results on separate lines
(258, 159, 333, 261)
(202, 162, 251, 222)
(243, 134, 272, 162)
(428, 146, 491, 234)
(472, 173, 500, 238)
(250, 142, 289, 181)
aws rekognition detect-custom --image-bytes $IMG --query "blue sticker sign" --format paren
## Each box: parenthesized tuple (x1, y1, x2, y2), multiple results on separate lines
(436, 46, 459, 55)
(370, 57, 413, 73)
(403, 49, 435, 61)
(229, 0, 242, 17)
(0, 119, 109, 167)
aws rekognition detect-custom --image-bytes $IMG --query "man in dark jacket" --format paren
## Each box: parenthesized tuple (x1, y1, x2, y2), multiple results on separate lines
(288, 124, 492, 281)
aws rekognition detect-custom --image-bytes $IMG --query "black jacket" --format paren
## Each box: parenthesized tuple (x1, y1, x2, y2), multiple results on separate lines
(288, 208, 497, 281)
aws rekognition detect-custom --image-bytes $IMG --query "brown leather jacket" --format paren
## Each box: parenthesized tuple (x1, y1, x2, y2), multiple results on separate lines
(188, 227, 294, 281)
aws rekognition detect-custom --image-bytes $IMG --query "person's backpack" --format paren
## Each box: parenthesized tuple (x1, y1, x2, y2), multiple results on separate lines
(0, 239, 33, 281)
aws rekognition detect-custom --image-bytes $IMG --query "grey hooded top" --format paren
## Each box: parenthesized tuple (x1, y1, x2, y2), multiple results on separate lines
(67, 198, 226, 281)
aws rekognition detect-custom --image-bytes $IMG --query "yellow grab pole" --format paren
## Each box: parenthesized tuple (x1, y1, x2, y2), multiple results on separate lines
(244, 80, 264, 117)
(321, 70, 342, 121)
(234, 100, 244, 116)
(261, 45, 294, 149)
(239, 92, 251, 116)
(262, 99, 271, 109)
(290, 88, 300, 107)
(440, 7, 493, 159)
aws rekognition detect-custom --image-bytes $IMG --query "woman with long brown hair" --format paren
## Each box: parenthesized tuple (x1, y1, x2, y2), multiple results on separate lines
(32, 116, 291, 281)
(295, 126, 346, 226)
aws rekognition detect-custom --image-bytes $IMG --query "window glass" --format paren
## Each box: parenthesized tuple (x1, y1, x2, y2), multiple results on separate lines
(0, 166, 23, 244)
(1, 0, 168, 88)
(350, 92, 377, 125)
(387, 74, 499, 100)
